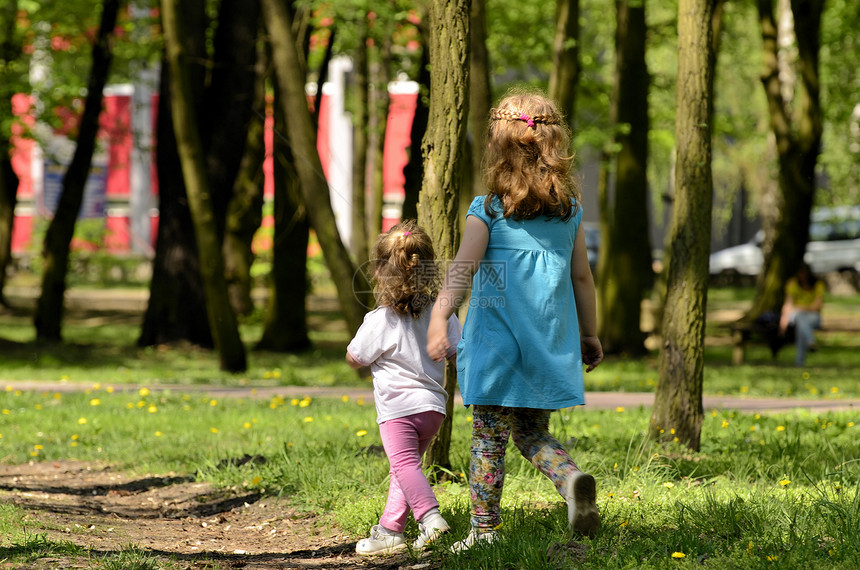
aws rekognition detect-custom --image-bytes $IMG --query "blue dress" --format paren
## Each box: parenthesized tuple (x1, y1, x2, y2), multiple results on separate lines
(457, 195, 585, 410)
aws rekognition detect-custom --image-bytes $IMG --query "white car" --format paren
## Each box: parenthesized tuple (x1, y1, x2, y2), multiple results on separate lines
(709, 206, 860, 276)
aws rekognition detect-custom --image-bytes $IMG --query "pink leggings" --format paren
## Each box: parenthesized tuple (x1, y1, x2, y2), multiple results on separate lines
(378, 411, 445, 532)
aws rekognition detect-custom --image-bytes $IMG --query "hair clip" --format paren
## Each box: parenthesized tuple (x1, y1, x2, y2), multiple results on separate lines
(519, 113, 536, 129)
(402, 231, 412, 236)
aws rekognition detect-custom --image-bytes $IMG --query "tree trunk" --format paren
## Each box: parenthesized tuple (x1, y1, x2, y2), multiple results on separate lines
(140, 57, 212, 348)
(35, 0, 121, 341)
(0, 0, 19, 306)
(418, 0, 470, 476)
(257, 80, 310, 352)
(649, 0, 718, 451)
(366, 34, 391, 239)
(401, 21, 430, 222)
(469, 0, 491, 200)
(162, 0, 247, 372)
(597, 0, 651, 356)
(351, 21, 370, 264)
(548, 0, 580, 133)
(747, 0, 823, 320)
(140, 0, 210, 348)
(224, 44, 266, 317)
(261, 0, 369, 336)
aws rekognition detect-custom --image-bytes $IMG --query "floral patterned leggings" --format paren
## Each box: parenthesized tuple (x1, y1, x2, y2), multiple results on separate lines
(469, 405, 579, 531)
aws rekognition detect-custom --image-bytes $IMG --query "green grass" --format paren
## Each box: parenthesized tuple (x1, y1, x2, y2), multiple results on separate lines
(0, 387, 858, 568)
(0, 283, 859, 567)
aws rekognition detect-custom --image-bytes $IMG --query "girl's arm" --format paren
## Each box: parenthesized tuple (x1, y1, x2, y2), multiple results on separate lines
(571, 224, 603, 372)
(427, 216, 489, 361)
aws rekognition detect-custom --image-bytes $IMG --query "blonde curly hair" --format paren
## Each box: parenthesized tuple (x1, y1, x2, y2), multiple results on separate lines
(370, 220, 439, 318)
(484, 89, 581, 220)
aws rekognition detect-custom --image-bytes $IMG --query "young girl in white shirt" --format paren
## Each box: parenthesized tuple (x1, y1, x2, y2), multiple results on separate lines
(347, 220, 462, 555)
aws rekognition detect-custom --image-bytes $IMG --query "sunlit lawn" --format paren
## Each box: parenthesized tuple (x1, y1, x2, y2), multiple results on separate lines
(0, 386, 857, 569)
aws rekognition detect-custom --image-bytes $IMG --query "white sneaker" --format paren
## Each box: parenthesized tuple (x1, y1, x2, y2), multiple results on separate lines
(566, 471, 600, 538)
(355, 524, 406, 555)
(413, 511, 451, 549)
(451, 529, 497, 552)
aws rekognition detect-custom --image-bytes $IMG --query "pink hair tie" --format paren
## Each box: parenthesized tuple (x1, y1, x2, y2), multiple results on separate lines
(519, 113, 536, 129)
(402, 231, 412, 236)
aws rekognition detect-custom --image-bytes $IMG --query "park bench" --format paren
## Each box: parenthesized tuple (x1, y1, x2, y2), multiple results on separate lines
(727, 313, 793, 365)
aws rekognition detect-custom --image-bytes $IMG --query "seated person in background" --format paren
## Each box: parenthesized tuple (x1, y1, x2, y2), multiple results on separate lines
(779, 262, 826, 367)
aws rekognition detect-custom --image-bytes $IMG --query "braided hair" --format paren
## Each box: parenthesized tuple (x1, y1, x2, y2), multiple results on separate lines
(370, 220, 439, 318)
(484, 90, 580, 220)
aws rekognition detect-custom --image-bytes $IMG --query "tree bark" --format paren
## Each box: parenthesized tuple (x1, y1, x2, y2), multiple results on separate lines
(162, 0, 247, 372)
(649, 0, 718, 451)
(0, 0, 19, 306)
(261, 0, 369, 336)
(418, 0, 470, 476)
(401, 21, 430, 222)
(257, 79, 310, 352)
(548, 0, 580, 133)
(597, 0, 651, 356)
(469, 0, 491, 199)
(35, 0, 122, 341)
(351, 20, 370, 264)
(140, 0, 210, 348)
(224, 42, 267, 317)
(366, 34, 391, 239)
(746, 0, 824, 320)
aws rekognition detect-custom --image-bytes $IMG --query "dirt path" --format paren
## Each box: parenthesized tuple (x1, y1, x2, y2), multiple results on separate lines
(0, 460, 412, 569)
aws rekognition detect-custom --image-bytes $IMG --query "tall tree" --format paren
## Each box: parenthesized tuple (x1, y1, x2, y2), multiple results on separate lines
(401, 22, 430, 222)
(597, 0, 652, 356)
(746, 0, 824, 319)
(649, 0, 719, 451)
(418, 0, 470, 475)
(366, 31, 391, 239)
(548, 0, 580, 133)
(350, 16, 370, 264)
(0, 0, 20, 306)
(161, 0, 246, 372)
(469, 0, 491, 199)
(35, 0, 123, 341)
(262, 0, 369, 336)
(257, 77, 311, 352)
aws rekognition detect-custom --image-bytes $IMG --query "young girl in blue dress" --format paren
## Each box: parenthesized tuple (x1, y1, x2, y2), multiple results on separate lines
(347, 220, 462, 555)
(427, 90, 603, 548)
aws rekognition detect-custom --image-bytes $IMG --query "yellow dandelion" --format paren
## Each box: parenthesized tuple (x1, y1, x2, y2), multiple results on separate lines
(14, 390, 21, 396)
(802, 372, 810, 380)
(90, 399, 101, 406)
(106, 386, 114, 393)
(671, 552, 685, 559)
(71, 434, 79, 440)
(299, 398, 311, 408)
(139, 387, 150, 396)
(70, 441, 77, 447)
(616, 406, 625, 413)
(1, 409, 8, 415)
(243, 422, 252, 429)
(747, 541, 754, 554)
(767, 555, 778, 561)
(750, 425, 757, 431)
(53, 393, 62, 400)
(290, 398, 299, 406)
(673, 437, 679, 442)
(304, 416, 314, 423)
(92, 383, 101, 390)
(155, 431, 163, 437)
(148, 405, 158, 413)
(619, 520, 628, 526)
(357, 397, 365, 406)
(670, 428, 676, 434)
(663, 482, 675, 489)
(754, 413, 761, 419)
(210, 427, 219, 434)
(721, 420, 730, 428)
(830, 386, 839, 393)
(272, 370, 281, 379)
(34, 444, 43, 450)
(848, 422, 855, 427)
(209, 399, 218, 407)
(779, 479, 790, 487)
(356, 430, 368, 437)
(4, 385, 11, 391)
(78, 417, 88, 424)
(263, 370, 272, 379)
(341, 395, 349, 403)
(34, 404, 42, 410)
(776, 425, 785, 431)
(60, 375, 69, 382)
(251, 476, 262, 486)
(126, 402, 134, 409)
(137, 400, 146, 408)
(30, 450, 39, 457)
(740, 386, 749, 393)
(183, 404, 191, 411)
(711, 410, 717, 417)
(613, 462, 618, 470)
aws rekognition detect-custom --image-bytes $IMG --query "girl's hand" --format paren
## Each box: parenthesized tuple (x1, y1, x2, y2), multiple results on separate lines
(427, 312, 450, 362)
(581, 335, 603, 373)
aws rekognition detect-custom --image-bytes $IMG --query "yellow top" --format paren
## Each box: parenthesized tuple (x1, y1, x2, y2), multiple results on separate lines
(785, 278, 825, 310)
